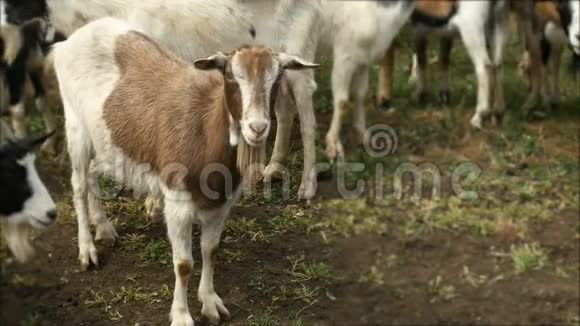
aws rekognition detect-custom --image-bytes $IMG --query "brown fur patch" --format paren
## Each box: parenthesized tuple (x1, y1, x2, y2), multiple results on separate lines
(415, 0, 457, 18)
(103, 31, 241, 209)
(177, 260, 193, 287)
(534, 0, 561, 26)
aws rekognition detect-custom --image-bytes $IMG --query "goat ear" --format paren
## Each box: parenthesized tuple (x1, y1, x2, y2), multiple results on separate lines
(276, 53, 319, 70)
(194, 53, 228, 71)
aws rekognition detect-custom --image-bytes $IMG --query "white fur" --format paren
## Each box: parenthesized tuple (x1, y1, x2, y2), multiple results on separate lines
(570, 0, 580, 54)
(45, 0, 322, 200)
(319, 1, 414, 161)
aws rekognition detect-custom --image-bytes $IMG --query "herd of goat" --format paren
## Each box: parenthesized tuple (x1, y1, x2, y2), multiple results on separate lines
(0, 0, 579, 325)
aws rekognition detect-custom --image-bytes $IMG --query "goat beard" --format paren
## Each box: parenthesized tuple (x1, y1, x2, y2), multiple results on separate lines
(237, 139, 266, 193)
(1, 220, 36, 263)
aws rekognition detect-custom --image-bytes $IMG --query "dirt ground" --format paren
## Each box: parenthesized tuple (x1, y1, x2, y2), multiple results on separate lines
(1, 33, 579, 326)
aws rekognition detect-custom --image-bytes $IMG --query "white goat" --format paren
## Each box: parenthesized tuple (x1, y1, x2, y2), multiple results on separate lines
(19, 0, 322, 201)
(319, 0, 415, 161)
(381, 0, 509, 128)
(53, 17, 317, 325)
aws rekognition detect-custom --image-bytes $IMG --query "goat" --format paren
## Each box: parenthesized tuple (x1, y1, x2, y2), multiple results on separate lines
(379, 0, 509, 129)
(12, 0, 323, 201)
(0, 0, 58, 152)
(319, 0, 415, 162)
(513, 0, 580, 112)
(53, 17, 317, 325)
(0, 119, 57, 263)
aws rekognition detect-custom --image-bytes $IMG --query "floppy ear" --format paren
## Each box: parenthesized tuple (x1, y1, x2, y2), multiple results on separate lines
(275, 53, 319, 70)
(194, 52, 229, 71)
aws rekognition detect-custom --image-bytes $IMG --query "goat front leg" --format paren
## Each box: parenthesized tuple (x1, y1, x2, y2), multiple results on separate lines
(165, 197, 195, 326)
(459, 25, 492, 129)
(547, 41, 563, 108)
(377, 46, 395, 111)
(326, 57, 356, 163)
(290, 70, 318, 201)
(439, 36, 454, 105)
(491, 9, 508, 125)
(353, 66, 370, 145)
(197, 208, 230, 324)
(263, 92, 295, 182)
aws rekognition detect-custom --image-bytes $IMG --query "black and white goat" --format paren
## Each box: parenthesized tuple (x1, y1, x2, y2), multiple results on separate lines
(0, 119, 57, 263)
(0, 0, 57, 152)
(53, 17, 317, 325)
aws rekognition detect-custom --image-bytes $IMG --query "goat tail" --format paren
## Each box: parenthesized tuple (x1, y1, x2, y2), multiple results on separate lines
(237, 139, 266, 192)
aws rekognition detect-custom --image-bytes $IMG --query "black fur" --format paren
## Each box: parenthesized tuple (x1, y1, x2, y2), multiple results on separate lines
(570, 52, 580, 76)
(0, 140, 32, 216)
(3, 0, 48, 24)
(541, 38, 552, 65)
(2, 18, 48, 106)
(557, 0, 572, 36)
(411, 2, 458, 28)
(0, 131, 55, 216)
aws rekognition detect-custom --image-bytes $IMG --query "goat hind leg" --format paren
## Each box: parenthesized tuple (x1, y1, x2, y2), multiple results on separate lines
(88, 161, 118, 245)
(66, 116, 98, 270)
(353, 66, 370, 145)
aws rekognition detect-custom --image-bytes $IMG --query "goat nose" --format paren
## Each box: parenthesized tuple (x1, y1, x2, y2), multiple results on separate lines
(47, 209, 57, 221)
(249, 121, 267, 136)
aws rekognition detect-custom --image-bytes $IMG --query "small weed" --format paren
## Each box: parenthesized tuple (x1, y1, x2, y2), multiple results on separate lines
(359, 265, 385, 286)
(292, 284, 320, 303)
(286, 255, 334, 284)
(246, 308, 278, 326)
(511, 243, 548, 273)
(84, 290, 123, 321)
(222, 248, 243, 263)
(269, 206, 312, 234)
(428, 275, 457, 303)
(139, 238, 171, 266)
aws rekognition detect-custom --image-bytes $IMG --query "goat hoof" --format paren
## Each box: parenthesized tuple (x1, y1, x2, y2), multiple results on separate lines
(416, 91, 429, 106)
(298, 180, 316, 202)
(144, 196, 163, 223)
(325, 138, 344, 164)
(263, 163, 285, 182)
(200, 292, 230, 325)
(439, 90, 450, 106)
(79, 242, 99, 271)
(492, 112, 504, 127)
(377, 99, 394, 112)
(95, 222, 118, 246)
(470, 115, 483, 129)
(170, 312, 194, 326)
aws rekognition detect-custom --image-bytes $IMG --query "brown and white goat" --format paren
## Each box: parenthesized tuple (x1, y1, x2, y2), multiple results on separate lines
(53, 18, 317, 325)
(513, 0, 580, 111)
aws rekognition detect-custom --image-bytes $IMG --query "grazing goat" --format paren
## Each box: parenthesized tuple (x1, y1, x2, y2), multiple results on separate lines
(380, 0, 509, 128)
(513, 0, 580, 111)
(320, 0, 415, 161)
(53, 17, 317, 325)
(13, 0, 323, 201)
(1, 0, 57, 152)
(0, 119, 57, 263)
